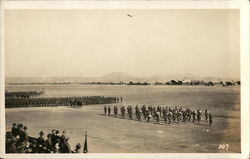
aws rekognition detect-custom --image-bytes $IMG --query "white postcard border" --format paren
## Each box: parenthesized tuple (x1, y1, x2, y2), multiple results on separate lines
(0, 0, 249, 159)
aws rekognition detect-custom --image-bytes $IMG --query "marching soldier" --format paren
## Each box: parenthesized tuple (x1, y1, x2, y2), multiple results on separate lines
(187, 108, 191, 121)
(167, 112, 172, 124)
(192, 110, 196, 122)
(147, 111, 151, 122)
(197, 108, 201, 123)
(108, 106, 111, 116)
(137, 109, 141, 120)
(104, 106, 107, 115)
(209, 111, 213, 126)
(122, 106, 126, 118)
(156, 111, 161, 123)
(182, 109, 187, 122)
(114, 106, 118, 117)
(205, 109, 208, 121)
(129, 106, 133, 119)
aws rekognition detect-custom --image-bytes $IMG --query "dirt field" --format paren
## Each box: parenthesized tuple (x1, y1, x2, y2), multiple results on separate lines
(5, 84, 240, 153)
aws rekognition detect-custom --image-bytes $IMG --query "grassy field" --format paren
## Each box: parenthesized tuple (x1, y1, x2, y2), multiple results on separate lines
(5, 84, 240, 153)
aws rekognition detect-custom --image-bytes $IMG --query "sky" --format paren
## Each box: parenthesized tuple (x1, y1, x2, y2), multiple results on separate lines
(5, 9, 240, 78)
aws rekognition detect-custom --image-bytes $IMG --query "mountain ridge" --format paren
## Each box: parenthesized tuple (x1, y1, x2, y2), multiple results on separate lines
(6, 72, 240, 83)
(6, 72, 239, 83)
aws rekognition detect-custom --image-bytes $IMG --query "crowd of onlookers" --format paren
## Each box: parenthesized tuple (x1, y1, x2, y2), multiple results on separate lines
(6, 123, 82, 153)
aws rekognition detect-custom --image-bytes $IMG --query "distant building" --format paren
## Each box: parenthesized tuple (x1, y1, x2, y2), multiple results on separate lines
(191, 80, 200, 85)
(168, 80, 182, 85)
(182, 80, 191, 85)
(204, 81, 214, 86)
(155, 81, 163, 85)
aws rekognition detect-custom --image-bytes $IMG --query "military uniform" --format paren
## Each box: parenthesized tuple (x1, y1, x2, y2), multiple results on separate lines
(209, 112, 213, 126)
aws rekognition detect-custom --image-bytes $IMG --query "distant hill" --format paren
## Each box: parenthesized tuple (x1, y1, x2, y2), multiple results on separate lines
(5, 72, 240, 84)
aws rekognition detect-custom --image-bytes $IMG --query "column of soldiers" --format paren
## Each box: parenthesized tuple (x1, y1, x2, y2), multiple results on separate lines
(5, 96, 121, 108)
(104, 105, 213, 126)
(5, 91, 45, 98)
(6, 123, 82, 153)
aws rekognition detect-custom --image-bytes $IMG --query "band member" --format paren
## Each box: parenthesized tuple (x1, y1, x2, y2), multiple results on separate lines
(197, 108, 201, 123)
(192, 110, 196, 122)
(205, 109, 208, 121)
(209, 112, 213, 126)
(104, 106, 107, 115)
(156, 111, 161, 123)
(108, 106, 111, 116)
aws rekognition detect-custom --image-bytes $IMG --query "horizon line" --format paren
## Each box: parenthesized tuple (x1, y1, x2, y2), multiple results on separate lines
(5, 75, 240, 80)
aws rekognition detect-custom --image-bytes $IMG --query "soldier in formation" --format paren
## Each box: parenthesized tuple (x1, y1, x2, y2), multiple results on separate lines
(108, 106, 111, 116)
(6, 96, 122, 108)
(114, 106, 118, 117)
(209, 112, 213, 126)
(5, 91, 45, 98)
(104, 106, 107, 115)
(120, 106, 126, 118)
(205, 109, 208, 121)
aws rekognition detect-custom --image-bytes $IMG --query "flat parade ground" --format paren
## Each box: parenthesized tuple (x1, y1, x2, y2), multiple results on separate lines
(5, 84, 240, 153)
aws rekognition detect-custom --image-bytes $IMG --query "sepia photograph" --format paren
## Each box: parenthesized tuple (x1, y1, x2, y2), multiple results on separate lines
(0, 1, 249, 158)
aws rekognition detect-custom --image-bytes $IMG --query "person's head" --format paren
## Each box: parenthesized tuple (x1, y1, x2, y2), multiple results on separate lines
(12, 123, 16, 127)
(39, 131, 44, 136)
(23, 126, 27, 131)
(18, 123, 23, 128)
(47, 133, 52, 139)
(55, 130, 60, 135)
(52, 129, 56, 134)
(18, 124, 24, 131)
(75, 143, 81, 150)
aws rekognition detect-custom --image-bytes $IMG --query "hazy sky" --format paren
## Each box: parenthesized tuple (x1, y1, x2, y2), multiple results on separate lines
(5, 9, 240, 78)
